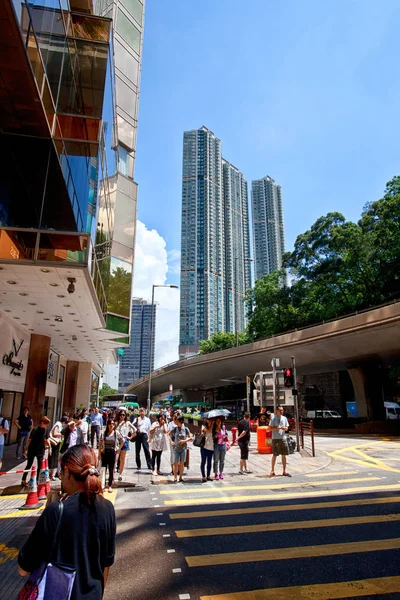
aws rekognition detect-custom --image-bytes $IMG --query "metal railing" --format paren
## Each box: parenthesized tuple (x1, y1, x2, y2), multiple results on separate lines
(299, 419, 315, 457)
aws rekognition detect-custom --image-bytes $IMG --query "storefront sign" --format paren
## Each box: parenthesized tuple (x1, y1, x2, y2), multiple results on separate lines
(0, 315, 30, 392)
(47, 350, 59, 383)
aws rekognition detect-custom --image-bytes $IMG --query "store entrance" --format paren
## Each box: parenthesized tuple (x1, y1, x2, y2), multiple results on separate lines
(0, 390, 23, 445)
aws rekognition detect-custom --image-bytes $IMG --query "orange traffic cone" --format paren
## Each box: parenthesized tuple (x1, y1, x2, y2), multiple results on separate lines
(19, 465, 43, 510)
(37, 457, 48, 501)
(45, 455, 50, 495)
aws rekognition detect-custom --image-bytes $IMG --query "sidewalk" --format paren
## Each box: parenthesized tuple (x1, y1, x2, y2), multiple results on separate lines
(116, 432, 332, 489)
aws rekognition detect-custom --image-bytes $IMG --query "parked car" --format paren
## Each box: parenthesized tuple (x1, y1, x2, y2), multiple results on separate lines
(384, 402, 400, 420)
(307, 410, 341, 419)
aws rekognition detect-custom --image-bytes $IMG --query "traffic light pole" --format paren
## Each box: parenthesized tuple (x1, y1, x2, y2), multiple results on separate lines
(291, 355, 300, 452)
(272, 358, 277, 413)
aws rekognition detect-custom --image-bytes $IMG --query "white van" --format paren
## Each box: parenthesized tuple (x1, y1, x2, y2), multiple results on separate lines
(307, 409, 341, 419)
(384, 402, 400, 420)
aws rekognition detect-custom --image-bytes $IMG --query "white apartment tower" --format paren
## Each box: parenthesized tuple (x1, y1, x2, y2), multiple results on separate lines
(251, 175, 285, 280)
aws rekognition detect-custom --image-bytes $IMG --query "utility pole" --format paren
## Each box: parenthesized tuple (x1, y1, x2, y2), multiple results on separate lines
(271, 358, 279, 413)
(291, 355, 300, 452)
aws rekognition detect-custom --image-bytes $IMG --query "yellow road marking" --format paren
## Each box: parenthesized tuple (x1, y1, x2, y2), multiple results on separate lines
(170, 495, 400, 519)
(160, 477, 379, 495)
(330, 441, 400, 473)
(199, 576, 400, 600)
(176, 513, 400, 538)
(351, 449, 400, 473)
(327, 453, 390, 470)
(164, 483, 400, 506)
(186, 537, 400, 567)
(0, 506, 43, 519)
(0, 495, 26, 501)
(0, 543, 19, 565)
(305, 471, 359, 477)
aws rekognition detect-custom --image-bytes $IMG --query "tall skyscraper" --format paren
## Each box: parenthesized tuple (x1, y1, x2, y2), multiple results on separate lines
(118, 299, 156, 390)
(223, 160, 251, 335)
(179, 127, 251, 358)
(251, 176, 285, 280)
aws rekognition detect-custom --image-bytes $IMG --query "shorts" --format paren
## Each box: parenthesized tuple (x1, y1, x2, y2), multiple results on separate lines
(238, 439, 249, 460)
(272, 439, 289, 456)
(172, 447, 186, 463)
(122, 438, 130, 451)
(0, 445, 4, 460)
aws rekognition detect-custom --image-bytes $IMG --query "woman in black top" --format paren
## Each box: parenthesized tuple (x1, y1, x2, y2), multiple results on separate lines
(18, 445, 116, 600)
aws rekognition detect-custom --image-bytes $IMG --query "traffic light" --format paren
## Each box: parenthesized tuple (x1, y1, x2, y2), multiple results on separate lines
(284, 368, 293, 388)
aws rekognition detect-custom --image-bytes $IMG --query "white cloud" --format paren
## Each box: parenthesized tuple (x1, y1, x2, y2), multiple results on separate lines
(133, 221, 180, 369)
(167, 249, 181, 275)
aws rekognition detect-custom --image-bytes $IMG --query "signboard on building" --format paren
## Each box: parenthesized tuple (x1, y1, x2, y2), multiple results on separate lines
(0, 315, 30, 392)
(47, 350, 59, 383)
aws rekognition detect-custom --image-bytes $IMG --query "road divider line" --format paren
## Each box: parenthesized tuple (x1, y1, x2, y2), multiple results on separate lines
(199, 575, 400, 600)
(164, 483, 400, 506)
(186, 537, 400, 567)
(170, 495, 400, 519)
(160, 477, 380, 495)
(304, 471, 359, 477)
(175, 513, 400, 538)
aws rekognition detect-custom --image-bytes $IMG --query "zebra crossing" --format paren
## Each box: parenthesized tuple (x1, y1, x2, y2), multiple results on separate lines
(154, 471, 400, 599)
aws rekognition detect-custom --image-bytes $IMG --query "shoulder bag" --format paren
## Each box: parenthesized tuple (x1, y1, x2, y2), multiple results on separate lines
(193, 432, 205, 448)
(18, 501, 76, 600)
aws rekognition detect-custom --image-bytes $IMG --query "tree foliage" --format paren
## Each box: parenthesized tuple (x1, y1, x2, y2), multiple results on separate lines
(247, 176, 400, 340)
(99, 383, 119, 399)
(199, 331, 247, 354)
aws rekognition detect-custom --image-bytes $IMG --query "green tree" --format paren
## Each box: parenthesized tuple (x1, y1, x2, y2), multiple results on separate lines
(99, 383, 119, 400)
(247, 176, 400, 341)
(199, 331, 247, 354)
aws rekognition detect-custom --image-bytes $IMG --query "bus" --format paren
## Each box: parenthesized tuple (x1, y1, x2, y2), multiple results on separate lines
(100, 393, 138, 409)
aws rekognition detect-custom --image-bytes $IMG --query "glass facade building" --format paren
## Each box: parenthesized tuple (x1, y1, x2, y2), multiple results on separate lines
(223, 160, 251, 335)
(118, 298, 155, 390)
(251, 175, 285, 280)
(0, 0, 144, 422)
(179, 127, 251, 358)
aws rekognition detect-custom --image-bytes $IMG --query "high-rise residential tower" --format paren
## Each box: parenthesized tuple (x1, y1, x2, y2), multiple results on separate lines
(179, 127, 251, 358)
(118, 299, 155, 390)
(251, 176, 285, 280)
(223, 160, 251, 335)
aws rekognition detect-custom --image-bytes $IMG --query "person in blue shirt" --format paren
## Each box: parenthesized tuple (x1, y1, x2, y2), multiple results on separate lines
(90, 407, 103, 448)
(269, 405, 291, 477)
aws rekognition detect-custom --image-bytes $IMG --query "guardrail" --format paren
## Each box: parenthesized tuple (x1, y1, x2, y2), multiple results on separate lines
(299, 419, 315, 457)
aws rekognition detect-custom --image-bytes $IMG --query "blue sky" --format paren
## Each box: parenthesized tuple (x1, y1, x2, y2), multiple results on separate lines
(135, 0, 400, 283)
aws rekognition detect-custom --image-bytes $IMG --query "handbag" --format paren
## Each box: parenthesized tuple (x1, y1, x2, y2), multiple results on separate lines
(18, 501, 76, 600)
(193, 432, 205, 448)
(225, 440, 231, 451)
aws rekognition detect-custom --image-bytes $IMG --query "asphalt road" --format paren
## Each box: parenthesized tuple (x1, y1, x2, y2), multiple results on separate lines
(105, 435, 400, 600)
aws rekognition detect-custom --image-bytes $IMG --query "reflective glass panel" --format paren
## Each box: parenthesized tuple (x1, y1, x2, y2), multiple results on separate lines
(116, 9, 141, 54)
(0, 230, 37, 261)
(37, 232, 88, 263)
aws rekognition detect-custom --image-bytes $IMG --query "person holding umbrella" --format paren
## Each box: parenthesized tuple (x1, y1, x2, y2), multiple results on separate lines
(213, 417, 229, 480)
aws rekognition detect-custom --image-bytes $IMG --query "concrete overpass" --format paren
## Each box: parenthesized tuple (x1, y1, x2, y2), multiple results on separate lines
(126, 301, 400, 419)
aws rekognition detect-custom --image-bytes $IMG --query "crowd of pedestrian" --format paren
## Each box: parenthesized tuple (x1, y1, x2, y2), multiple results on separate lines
(0, 402, 293, 490)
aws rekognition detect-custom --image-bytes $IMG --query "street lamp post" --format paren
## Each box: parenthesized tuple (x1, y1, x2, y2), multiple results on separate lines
(147, 284, 178, 414)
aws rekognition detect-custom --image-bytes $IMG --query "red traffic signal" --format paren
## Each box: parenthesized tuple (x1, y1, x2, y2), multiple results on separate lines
(284, 368, 293, 388)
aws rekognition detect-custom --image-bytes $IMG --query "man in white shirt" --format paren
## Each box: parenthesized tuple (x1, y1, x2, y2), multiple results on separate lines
(269, 405, 290, 477)
(134, 408, 152, 470)
(0, 413, 10, 470)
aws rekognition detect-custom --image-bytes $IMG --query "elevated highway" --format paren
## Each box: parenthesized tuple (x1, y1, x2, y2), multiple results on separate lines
(126, 301, 400, 417)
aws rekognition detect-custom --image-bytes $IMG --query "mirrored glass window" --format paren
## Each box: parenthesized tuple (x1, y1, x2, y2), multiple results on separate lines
(121, 0, 142, 25)
(116, 9, 141, 54)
